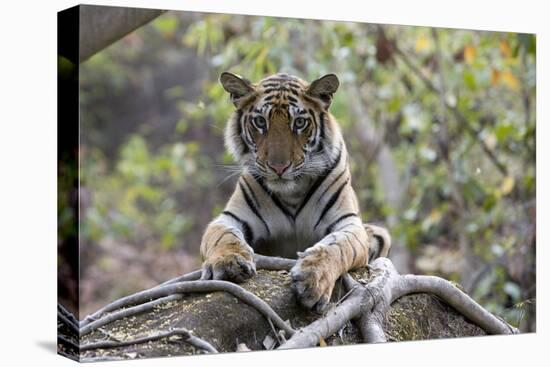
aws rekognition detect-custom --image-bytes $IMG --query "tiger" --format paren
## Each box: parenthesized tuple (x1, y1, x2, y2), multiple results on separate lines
(200, 71, 391, 312)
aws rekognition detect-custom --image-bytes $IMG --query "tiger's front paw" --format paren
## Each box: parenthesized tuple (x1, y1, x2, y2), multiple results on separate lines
(201, 242, 256, 283)
(290, 246, 340, 312)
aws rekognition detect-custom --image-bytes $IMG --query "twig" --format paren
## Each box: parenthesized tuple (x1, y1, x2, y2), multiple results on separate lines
(267, 317, 282, 345)
(80, 328, 218, 354)
(335, 283, 357, 306)
(278, 289, 364, 350)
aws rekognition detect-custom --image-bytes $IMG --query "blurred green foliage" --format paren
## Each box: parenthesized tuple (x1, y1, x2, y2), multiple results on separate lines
(81, 137, 197, 250)
(79, 12, 535, 328)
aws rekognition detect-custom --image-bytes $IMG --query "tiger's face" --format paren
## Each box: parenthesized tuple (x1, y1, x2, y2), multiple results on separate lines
(221, 72, 340, 193)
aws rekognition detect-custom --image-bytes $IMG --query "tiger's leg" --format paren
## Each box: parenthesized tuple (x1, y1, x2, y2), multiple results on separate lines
(364, 223, 392, 260)
(291, 217, 382, 312)
(200, 218, 256, 283)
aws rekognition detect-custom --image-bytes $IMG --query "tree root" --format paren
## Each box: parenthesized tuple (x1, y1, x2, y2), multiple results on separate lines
(80, 279, 295, 337)
(278, 258, 518, 348)
(80, 328, 218, 354)
(79, 254, 296, 329)
(58, 255, 518, 358)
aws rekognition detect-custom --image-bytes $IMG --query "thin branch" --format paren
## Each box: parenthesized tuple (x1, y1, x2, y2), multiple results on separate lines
(80, 328, 218, 354)
(156, 270, 201, 287)
(267, 317, 283, 345)
(81, 294, 183, 336)
(81, 254, 296, 327)
(81, 280, 295, 337)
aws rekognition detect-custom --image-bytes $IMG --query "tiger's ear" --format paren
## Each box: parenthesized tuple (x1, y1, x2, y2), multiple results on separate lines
(220, 72, 255, 107)
(306, 74, 339, 109)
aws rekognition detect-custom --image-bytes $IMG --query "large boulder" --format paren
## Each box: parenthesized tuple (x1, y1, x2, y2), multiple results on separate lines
(69, 268, 484, 361)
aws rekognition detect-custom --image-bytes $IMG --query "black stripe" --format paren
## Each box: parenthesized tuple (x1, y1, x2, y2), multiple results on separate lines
(239, 181, 271, 236)
(288, 87, 299, 95)
(307, 109, 319, 149)
(314, 111, 326, 154)
(264, 87, 287, 94)
(345, 235, 358, 265)
(287, 95, 298, 103)
(325, 213, 359, 235)
(235, 110, 250, 154)
(373, 234, 385, 248)
(242, 177, 260, 208)
(314, 178, 350, 229)
(252, 176, 295, 222)
(244, 124, 255, 148)
(294, 144, 343, 217)
(371, 234, 388, 259)
(221, 211, 254, 243)
(332, 242, 346, 266)
(236, 109, 243, 137)
(302, 94, 323, 108)
(319, 112, 326, 140)
(317, 169, 347, 204)
(212, 230, 237, 249)
(342, 228, 364, 247)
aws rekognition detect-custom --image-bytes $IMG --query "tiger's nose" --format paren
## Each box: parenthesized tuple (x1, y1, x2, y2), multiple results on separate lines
(267, 161, 291, 176)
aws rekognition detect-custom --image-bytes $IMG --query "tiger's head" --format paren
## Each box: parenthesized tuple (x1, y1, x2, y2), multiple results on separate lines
(221, 72, 342, 194)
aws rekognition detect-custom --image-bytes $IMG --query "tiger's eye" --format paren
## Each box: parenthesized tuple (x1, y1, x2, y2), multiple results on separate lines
(253, 116, 267, 129)
(294, 117, 308, 130)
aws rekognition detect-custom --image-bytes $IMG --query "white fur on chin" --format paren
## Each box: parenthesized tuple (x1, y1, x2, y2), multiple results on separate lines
(265, 178, 299, 195)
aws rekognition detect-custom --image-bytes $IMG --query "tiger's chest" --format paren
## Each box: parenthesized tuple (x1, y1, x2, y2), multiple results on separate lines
(250, 206, 325, 258)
